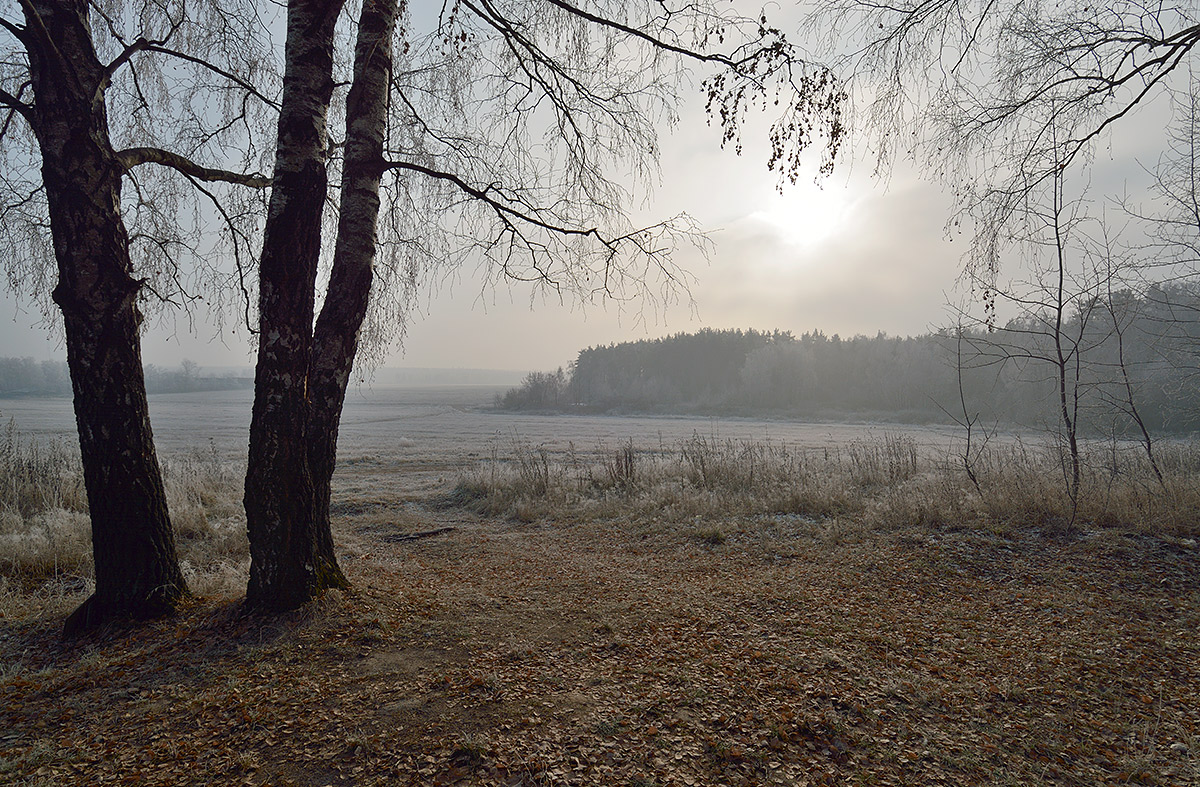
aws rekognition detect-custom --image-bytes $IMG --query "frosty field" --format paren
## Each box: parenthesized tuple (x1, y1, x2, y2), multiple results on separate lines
(2, 385, 1198, 786)
(3, 383, 978, 482)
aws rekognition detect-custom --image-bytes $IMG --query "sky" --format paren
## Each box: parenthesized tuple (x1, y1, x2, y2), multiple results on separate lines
(356, 145, 965, 372)
(0, 128, 967, 373)
(0, 6, 1172, 375)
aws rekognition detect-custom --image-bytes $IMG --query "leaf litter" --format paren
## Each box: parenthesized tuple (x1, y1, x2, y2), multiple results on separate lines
(2, 508, 1198, 786)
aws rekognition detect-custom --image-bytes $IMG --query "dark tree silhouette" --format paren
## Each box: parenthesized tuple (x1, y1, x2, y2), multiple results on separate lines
(0, 0, 272, 633)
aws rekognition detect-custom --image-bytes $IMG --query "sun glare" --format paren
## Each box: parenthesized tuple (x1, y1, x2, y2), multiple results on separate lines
(748, 181, 857, 248)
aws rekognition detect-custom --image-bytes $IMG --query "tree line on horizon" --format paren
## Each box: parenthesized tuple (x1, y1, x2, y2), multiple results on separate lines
(0, 358, 252, 397)
(498, 284, 1200, 436)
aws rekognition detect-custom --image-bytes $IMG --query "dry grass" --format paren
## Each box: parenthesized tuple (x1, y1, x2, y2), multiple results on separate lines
(453, 432, 1200, 537)
(1, 494, 1197, 786)
(160, 443, 250, 599)
(2, 423, 1197, 623)
(0, 423, 248, 619)
(0, 420, 85, 517)
(1, 421, 1198, 785)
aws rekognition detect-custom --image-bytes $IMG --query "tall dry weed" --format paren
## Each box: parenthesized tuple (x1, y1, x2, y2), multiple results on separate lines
(0, 420, 84, 516)
(459, 431, 1200, 536)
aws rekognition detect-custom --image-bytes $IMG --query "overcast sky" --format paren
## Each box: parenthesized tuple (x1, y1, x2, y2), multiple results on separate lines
(0, 9, 1170, 375)
(0, 127, 967, 373)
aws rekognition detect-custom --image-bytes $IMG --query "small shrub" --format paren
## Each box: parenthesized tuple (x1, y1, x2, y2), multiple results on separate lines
(694, 526, 727, 546)
(603, 440, 638, 492)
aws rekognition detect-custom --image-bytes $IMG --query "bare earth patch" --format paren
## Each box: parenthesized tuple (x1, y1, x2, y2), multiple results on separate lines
(2, 504, 1198, 786)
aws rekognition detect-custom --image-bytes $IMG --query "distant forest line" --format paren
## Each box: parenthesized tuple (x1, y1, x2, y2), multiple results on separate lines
(497, 285, 1200, 435)
(0, 358, 252, 397)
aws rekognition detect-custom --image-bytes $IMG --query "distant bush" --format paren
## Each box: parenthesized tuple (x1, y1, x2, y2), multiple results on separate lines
(0, 358, 71, 396)
(0, 357, 252, 396)
(142, 361, 254, 394)
(495, 368, 568, 411)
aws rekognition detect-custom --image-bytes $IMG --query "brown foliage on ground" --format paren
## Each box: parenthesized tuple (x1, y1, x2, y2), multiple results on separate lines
(2, 504, 1198, 786)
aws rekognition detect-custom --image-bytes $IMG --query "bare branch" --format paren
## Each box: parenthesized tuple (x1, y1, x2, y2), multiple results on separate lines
(0, 86, 31, 120)
(0, 15, 25, 42)
(541, 0, 774, 72)
(138, 43, 280, 110)
(104, 37, 154, 83)
(117, 147, 271, 188)
(386, 158, 610, 242)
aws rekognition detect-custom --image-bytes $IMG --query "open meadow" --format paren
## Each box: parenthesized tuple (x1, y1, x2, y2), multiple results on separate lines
(2, 386, 1198, 786)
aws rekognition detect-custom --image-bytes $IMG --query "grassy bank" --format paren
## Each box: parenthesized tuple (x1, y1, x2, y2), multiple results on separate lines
(2, 485, 1198, 786)
(4, 424, 1199, 620)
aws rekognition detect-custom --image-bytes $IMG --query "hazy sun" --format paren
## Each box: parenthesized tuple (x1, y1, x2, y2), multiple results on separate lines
(748, 180, 857, 248)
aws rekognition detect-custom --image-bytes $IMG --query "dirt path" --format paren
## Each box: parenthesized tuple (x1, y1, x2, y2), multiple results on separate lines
(3, 503, 1199, 786)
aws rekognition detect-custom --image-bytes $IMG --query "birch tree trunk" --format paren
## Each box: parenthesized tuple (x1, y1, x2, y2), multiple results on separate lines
(244, 0, 348, 610)
(310, 0, 399, 558)
(23, 0, 185, 635)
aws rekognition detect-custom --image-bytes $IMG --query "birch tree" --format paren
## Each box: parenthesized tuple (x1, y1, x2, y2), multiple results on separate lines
(241, 0, 848, 609)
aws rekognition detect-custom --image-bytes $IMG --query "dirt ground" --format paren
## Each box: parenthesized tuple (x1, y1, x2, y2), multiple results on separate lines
(2, 485, 1199, 786)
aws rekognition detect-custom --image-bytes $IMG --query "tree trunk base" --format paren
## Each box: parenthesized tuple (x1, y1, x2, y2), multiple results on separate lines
(63, 589, 185, 638)
(244, 562, 350, 614)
